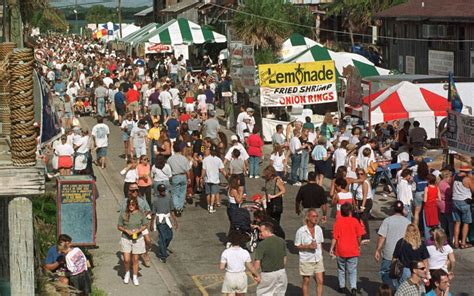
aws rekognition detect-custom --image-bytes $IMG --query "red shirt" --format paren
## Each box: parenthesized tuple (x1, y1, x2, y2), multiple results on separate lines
(246, 134, 264, 157)
(179, 114, 191, 123)
(333, 216, 365, 258)
(127, 88, 140, 104)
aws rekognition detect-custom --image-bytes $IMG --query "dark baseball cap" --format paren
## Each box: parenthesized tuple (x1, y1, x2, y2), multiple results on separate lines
(157, 184, 166, 192)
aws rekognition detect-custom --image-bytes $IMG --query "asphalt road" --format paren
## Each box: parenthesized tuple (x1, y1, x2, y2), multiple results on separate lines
(80, 114, 474, 296)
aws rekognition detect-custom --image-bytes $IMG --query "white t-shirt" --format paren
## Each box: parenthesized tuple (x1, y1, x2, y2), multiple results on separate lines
(73, 135, 90, 154)
(169, 88, 180, 106)
(159, 91, 172, 109)
(294, 225, 324, 262)
(55, 143, 74, 156)
(357, 143, 375, 165)
(120, 167, 138, 183)
(270, 153, 286, 172)
(197, 94, 207, 107)
(103, 77, 113, 88)
(354, 179, 373, 200)
(151, 164, 172, 182)
(202, 155, 224, 184)
(427, 245, 453, 270)
(220, 246, 251, 273)
(333, 148, 347, 173)
(289, 136, 302, 154)
(91, 123, 110, 148)
(131, 126, 148, 147)
(225, 144, 249, 161)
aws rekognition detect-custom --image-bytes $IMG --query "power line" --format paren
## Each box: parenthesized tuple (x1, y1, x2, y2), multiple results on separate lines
(209, 2, 474, 43)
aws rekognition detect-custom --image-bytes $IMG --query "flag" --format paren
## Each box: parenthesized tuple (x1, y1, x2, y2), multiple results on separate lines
(448, 72, 463, 112)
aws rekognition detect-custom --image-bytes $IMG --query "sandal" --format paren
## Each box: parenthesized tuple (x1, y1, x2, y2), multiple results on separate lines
(460, 243, 473, 249)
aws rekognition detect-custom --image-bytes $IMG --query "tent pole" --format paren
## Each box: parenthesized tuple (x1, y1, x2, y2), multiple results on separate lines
(368, 81, 372, 136)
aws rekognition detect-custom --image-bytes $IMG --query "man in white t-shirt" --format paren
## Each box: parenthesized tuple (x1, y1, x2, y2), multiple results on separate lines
(333, 140, 348, 173)
(224, 136, 250, 164)
(91, 117, 110, 169)
(159, 84, 173, 120)
(295, 209, 325, 296)
(103, 73, 114, 88)
(202, 146, 227, 213)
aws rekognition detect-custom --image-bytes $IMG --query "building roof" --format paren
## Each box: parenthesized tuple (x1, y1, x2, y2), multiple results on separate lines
(161, 0, 199, 14)
(134, 6, 153, 17)
(377, 0, 474, 19)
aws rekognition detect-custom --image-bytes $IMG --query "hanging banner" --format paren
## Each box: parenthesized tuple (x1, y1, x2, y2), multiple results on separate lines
(259, 61, 337, 107)
(446, 110, 474, 156)
(144, 42, 173, 54)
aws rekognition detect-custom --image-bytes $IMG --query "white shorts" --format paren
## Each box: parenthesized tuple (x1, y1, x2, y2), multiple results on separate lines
(120, 236, 146, 255)
(222, 272, 247, 294)
(134, 145, 147, 158)
(185, 103, 194, 112)
(257, 269, 287, 296)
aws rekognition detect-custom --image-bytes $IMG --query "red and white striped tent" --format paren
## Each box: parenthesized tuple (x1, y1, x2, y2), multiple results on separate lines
(347, 81, 449, 125)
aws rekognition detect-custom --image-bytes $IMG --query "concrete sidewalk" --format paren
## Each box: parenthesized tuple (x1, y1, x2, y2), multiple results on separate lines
(80, 117, 182, 295)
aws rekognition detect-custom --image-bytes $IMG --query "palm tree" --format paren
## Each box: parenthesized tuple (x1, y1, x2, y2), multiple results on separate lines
(325, 0, 406, 45)
(232, 0, 292, 52)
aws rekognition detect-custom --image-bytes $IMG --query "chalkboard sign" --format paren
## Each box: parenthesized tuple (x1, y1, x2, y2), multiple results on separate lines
(57, 175, 97, 246)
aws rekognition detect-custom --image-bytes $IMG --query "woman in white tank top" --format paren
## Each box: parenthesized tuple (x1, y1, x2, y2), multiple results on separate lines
(352, 168, 373, 244)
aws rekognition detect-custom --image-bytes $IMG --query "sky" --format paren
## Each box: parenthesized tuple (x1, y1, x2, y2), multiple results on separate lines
(50, 0, 152, 8)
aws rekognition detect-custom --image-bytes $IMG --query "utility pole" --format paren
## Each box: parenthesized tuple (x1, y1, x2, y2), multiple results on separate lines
(118, 0, 122, 38)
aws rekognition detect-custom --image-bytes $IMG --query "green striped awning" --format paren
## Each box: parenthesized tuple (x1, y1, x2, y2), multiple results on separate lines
(281, 44, 390, 78)
(120, 23, 158, 43)
(148, 18, 226, 45)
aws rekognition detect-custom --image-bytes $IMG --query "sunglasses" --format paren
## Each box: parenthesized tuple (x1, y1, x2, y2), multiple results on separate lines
(128, 189, 139, 193)
(357, 173, 365, 176)
(417, 266, 426, 271)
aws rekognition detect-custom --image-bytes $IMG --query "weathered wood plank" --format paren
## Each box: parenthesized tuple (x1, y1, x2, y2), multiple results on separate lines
(9, 197, 34, 295)
(0, 165, 45, 197)
(0, 198, 10, 280)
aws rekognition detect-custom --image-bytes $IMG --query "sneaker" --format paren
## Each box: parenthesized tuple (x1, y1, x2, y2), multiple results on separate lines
(209, 207, 216, 213)
(159, 257, 167, 263)
(293, 182, 302, 186)
(207, 205, 210, 212)
(361, 239, 370, 245)
(132, 275, 139, 286)
(249, 176, 254, 178)
(123, 272, 130, 284)
(254, 176, 260, 179)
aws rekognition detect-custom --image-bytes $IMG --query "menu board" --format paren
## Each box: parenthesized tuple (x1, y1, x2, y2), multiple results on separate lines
(57, 176, 96, 246)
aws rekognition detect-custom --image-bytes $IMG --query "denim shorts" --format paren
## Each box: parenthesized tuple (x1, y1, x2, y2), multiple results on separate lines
(96, 147, 108, 159)
(452, 200, 472, 224)
(414, 191, 424, 207)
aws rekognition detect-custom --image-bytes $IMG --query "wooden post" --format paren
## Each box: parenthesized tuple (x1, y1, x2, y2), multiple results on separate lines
(9, 197, 34, 295)
(0, 198, 10, 280)
(6, 0, 23, 48)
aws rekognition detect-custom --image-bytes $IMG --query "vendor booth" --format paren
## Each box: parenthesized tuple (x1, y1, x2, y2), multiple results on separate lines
(127, 18, 227, 66)
(346, 81, 449, 138)
(259, 60, 337, 142)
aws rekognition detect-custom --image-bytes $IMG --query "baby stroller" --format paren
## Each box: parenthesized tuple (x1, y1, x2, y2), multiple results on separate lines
(228, 201, 263, 252)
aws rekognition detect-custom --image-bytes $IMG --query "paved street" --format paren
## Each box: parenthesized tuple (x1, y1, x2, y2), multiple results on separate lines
(81, 115, 474, 296)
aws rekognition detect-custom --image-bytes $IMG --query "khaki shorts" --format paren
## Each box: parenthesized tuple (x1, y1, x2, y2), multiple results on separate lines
(221, 272, 248, 293)
(128, 101, 139, 112)
(120, 236, 146, 255)
(299, 259, 325, 276)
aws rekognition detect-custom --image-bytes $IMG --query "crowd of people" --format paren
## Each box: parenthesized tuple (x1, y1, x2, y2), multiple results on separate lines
(34, 34, 474, 296)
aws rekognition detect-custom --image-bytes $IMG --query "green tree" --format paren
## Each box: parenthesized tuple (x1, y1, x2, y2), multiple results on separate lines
(325, 0, 406, 45)
(232, 0, 292, 52)
(85, 5, 117, 27)
(284, 4, 315, 38)
(20, 0, 68, 33)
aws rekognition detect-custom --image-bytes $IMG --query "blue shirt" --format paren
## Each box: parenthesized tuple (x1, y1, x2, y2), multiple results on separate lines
(167, 119, 179, 139)
(114, 91, 126, 107)
(44, 245, 64, 267)
(426, 291, 451, 296)
(312, 145, 327, 161)
(205, 89, 214, 104)
(414, 175, 428, 193)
